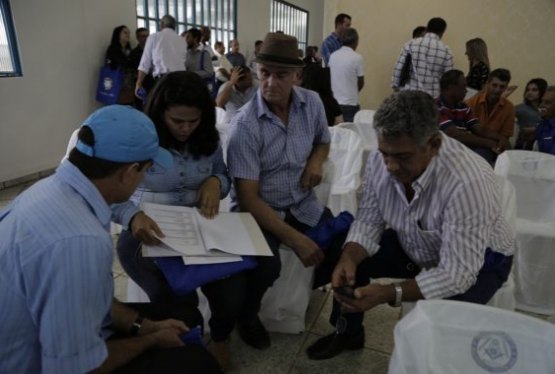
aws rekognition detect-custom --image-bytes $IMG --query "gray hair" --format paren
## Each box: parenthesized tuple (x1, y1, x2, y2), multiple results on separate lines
(373, 90, 440, 147)
(341, 28, 359, 46)
(160, 15, 176, 30)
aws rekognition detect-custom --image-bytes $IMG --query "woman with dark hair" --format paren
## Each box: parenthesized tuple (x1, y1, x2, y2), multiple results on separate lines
(105, 25, 134, 104)
(301, 64, 343, 126)
(515, 78, 548, 149)
(116, 71, 242, 371)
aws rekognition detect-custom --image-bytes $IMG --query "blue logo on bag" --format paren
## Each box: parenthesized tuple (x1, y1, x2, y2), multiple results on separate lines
(471, 331, 517, 372)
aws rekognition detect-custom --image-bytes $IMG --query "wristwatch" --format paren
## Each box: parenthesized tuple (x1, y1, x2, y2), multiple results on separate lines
(129, 315, 144, 336)
(388, 283, 403, 307)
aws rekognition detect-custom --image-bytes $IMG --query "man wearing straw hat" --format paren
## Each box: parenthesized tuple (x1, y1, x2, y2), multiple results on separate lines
(227, 33, 346, 350)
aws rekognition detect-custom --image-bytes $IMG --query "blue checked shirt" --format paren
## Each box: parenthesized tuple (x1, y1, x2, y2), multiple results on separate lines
(347, 134, 515, 299)
(391, 33, 454, 98)
(227, 86, 330, 226)
(0, 160, 117, 373)
(321, 32, 342, 67)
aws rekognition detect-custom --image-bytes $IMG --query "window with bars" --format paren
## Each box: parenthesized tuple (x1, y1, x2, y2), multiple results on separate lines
(270, 0, 308, 52)
(0, 0, 22, 77)
(136, 0, 236, 50)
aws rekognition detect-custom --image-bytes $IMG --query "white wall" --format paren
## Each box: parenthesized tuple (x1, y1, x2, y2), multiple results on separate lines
(0, 0, 323, 183)
(236, 0, 323, 62)
(0, 0, 135, 182)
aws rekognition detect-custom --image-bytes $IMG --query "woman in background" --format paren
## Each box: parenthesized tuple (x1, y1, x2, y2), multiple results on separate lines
(515, 78, 548, 149)
(465, 38, 490, 93)
(116, 71, 244, 371)
(105, 25, 134, 104)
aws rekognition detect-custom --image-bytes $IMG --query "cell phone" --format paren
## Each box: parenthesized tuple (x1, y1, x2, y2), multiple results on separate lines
(333, 286, 356, 299)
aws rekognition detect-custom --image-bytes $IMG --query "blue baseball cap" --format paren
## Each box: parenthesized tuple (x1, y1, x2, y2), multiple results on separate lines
(75, 105, 172, 169)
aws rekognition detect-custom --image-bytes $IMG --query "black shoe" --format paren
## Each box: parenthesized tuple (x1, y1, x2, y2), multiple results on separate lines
(306, 331, 365, 360)
(237, 317, 271, 349)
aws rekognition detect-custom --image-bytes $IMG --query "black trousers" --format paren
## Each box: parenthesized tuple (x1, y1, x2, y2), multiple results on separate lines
(111, 302, 221, 374)
(238, 208, 346, 324)
(330, 229, 513, 335)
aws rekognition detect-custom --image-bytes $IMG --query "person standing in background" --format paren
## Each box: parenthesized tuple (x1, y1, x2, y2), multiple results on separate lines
(321, 13, 351, 67)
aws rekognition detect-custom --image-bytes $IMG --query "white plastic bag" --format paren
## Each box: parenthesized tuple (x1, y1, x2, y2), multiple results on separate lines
(389, 300, 555, 374)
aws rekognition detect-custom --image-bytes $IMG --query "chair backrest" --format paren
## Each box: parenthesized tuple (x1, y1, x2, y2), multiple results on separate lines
(328, 127, 363, 192)
(337, 121, 378, 152)
(353, 109, 376, 125)
(389, 300, 555, 374)
(215, 106, 227, 125)
(494, 150, 555, 222)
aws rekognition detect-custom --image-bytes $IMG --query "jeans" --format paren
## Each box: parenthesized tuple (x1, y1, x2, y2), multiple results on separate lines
(339, 104, 360, 123)
(117, 231, 246, 341)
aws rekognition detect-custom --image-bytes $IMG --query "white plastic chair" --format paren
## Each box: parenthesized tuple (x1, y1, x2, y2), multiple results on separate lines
(494, 150, 555, 315)
(259, 160, 335, 334)
(389, 300, 555, 374)
(353, 109, 376, 126)
(337, 121, 378, 174)
(215, 106, 227, 126)
(326, 127, 364, 215)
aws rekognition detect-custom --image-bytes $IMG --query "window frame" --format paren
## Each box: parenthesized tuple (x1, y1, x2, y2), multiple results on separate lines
(0, 0, 22, 77)
(270, 0, 309, 53)
(136, 0, 237, 50)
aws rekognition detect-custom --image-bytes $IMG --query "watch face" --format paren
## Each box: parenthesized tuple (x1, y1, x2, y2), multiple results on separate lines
(336, 315, 347, 334)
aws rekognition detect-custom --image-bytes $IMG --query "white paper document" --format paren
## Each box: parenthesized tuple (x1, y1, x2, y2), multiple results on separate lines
(141, 202, 272, 258)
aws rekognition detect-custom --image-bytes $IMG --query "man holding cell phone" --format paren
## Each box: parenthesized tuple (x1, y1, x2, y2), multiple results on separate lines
(306, 91, 515, 361)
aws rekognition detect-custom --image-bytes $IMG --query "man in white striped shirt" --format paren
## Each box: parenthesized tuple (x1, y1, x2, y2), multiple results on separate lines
(306, 91, 514, 360)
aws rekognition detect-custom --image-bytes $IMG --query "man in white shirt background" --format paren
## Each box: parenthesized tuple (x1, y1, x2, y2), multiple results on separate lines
(328, 28, 364, 123)
(135, 15, 187, 98)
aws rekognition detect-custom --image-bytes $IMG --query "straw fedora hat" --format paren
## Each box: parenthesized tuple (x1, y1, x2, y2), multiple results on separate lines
(254, 32, 305, 68)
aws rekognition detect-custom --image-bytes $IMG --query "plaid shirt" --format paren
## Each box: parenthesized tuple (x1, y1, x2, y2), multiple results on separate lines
(392, 33, 453, 97)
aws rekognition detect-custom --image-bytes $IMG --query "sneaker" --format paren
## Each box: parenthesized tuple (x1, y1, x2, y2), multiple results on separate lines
(207, 338, 231, 372)
(237, 317, 271, 349)
(306, 330, 365, 360)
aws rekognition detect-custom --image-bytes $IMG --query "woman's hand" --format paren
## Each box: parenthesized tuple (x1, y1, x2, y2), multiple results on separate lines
(197, 177, 221, 219)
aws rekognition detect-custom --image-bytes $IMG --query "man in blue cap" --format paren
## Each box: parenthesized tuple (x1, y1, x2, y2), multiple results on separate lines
(0, 106, 220, 373)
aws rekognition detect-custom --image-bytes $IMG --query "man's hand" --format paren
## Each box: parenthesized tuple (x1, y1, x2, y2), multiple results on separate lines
(140, 318, 189, 336)
(196, 177, 221, 219)
(289, 233, 324, 267)
(335, 284, 392, 313)
(300, 160, 323, 191)
(331, 254, 358, 289)
(130, 211, 164, 245)
(496, 137, 511, 152)
(149, 327, 186, 348)
(229, 66, 244, 85)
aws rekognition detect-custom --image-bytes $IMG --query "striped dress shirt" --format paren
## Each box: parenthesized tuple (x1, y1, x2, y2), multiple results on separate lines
(0, 160, 115, 373)
(227, 86, 330, 226)
(321, 32, 342, 67)
(346, 134, 515, 299)
(392, 33, 454, 98)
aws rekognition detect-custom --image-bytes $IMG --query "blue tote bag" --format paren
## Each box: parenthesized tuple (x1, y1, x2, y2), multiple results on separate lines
(95, 66, 123, 105)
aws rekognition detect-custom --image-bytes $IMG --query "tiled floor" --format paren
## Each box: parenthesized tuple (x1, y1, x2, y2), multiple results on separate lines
(2, 179, 555, 373)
